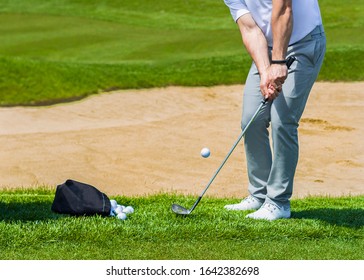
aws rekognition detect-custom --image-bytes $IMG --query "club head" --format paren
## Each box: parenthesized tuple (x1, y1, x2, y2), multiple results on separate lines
(171, 204, 191, 215)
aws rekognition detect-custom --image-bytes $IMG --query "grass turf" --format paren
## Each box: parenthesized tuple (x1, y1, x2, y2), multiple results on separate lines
(1, 188, 363, 260)
(0, 0, 363, 106)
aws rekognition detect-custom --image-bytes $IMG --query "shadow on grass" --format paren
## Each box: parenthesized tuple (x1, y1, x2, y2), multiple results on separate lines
(0, 201, 57, 222)
(292, 208, 364, 228)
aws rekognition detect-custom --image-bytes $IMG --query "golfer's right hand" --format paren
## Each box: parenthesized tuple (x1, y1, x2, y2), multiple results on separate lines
(260, 71, 280, 101)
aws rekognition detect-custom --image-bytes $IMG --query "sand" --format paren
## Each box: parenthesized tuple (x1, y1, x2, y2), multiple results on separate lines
(1, 82, 363, 198)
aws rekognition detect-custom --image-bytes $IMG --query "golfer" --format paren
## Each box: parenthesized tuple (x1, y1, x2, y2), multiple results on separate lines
(223, 0, 326, 220)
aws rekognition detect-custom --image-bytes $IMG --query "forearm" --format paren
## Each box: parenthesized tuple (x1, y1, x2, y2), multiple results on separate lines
(237, 16, 269, 76)
(237, 15, 275, 99)
(271, 0, 293, 60)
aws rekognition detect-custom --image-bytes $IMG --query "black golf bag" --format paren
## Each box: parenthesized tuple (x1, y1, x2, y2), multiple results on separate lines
(51, 179, 111, 216)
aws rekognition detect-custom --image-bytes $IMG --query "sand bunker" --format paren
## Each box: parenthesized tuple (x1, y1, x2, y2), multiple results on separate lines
(1, 82, 363, 198)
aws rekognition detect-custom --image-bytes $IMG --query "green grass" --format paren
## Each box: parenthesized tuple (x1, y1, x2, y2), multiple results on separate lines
(0, 0, 363, 106)
(1, 188, 363, 260)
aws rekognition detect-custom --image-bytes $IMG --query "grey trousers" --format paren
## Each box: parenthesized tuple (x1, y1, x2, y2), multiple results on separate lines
(242, 25, 326, 207)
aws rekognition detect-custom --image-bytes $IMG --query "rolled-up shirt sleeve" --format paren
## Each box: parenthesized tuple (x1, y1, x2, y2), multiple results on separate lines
(223, 0, 250, 22)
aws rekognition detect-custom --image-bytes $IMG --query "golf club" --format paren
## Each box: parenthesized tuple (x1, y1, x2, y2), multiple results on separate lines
(172, 56, 296, 216)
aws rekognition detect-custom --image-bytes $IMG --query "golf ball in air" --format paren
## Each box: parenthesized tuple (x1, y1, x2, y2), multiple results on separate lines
(201, 147, 210, 158)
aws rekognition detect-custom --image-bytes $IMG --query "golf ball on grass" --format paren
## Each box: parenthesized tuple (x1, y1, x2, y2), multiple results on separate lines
(109, 199, 135, 220)
(117, 212, 127, 220)
(114, 205, 125, 214)
(201, 147, 210, 158)
(123, 206, 134, 214)
(110, 199, 118, 209)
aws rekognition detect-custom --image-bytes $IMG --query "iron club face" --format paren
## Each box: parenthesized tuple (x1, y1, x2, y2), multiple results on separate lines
(172, 197, 202, 216)
(171, 204, 191, 215)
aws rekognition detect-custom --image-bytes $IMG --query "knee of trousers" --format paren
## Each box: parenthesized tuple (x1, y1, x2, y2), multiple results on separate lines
(241, 115, 270, 134)
(271, 116, 299, 130)
(241, 118, 271, 147)
(271, 120, 299, 148)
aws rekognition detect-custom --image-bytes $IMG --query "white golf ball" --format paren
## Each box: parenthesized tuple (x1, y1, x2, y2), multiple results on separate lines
(114, 205, 125, 214)
(200, 147, 210, 158)
(110, 199, 118, 209)
(117, 212, 127, 220)
(123, 206, 134, 214)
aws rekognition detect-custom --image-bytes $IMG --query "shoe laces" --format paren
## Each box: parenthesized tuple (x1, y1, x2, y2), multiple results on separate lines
(244, 195, 257, 204)
(262, 202, 278, 213)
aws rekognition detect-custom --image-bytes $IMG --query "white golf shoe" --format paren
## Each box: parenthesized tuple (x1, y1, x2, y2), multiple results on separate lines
(224, 195, 263, 211)
(246, 202, 290, 221)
